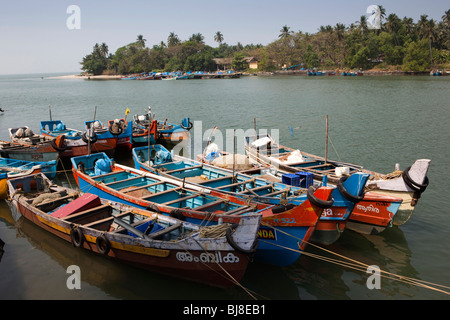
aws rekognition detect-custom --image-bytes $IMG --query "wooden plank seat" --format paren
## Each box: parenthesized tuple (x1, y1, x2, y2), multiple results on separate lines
(263, 188, 291, 197)
(112, 216, 156, 239)
(93, 170, 125, 180)
(121, 181, 166, 194)
(146, 222, 182, 240)
(214, 179, 255, 190)
(161, 193, 202, 206)
(193, 200, 225, 211)
(141, 187, 182, 200)
(164, 164, 203, 174)
(196, 175, 233, 185)
(221, 205, 252, 215)
(239, 184, 274, 194)
(104, 175, 143, 187)
(83, 211, 133, 231)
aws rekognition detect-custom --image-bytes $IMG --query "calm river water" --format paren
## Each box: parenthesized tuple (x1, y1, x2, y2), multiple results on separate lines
(0, 73, 449, 301)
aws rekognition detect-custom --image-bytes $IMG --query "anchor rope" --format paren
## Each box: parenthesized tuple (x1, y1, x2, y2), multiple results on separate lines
(259, 221, 450, 295)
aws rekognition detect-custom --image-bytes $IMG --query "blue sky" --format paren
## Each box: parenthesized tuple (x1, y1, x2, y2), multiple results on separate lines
(0, 0, 448, 74)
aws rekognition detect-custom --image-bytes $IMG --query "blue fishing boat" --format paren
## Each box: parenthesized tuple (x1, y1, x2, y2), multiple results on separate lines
(70, 152, 334, 266)
(245, 134, 426, 233)
(106, 119, 133, 152)
(132, 108, 192, 146)
(132, 145, 370, 245)
(40, 120, 117, 157)
(0, 157, 57, 179)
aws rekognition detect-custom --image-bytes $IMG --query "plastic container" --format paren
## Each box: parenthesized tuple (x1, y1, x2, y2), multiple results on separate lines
(281, 173, 301, 186)
(295, 171, 314, 188)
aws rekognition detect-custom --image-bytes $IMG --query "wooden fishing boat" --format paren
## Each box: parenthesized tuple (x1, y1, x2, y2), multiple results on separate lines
(132, 119, 158, 145)
(245, 134, 429, 228)
(70, 152, 334, 266)
(106, 119, 133, 152)
(0, 157, 57, 179)
(6, 173, 261, 288)
(40, 120, 117, 157)
(0, 173, 7, 199)
(132, 145, 373, 245)
(157, 118, 192, 146)
(0, 139, 59, 163)
(132, 109, 192, 146)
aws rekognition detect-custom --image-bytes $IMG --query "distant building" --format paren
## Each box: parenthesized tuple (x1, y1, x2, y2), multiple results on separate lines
(213, 57, 259, 70)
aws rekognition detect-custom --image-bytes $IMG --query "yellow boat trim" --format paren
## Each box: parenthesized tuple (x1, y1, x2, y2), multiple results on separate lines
(37, 215, 170, 257)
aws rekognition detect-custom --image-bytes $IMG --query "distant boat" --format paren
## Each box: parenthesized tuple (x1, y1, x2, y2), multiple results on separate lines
(430, 71, 442, 76)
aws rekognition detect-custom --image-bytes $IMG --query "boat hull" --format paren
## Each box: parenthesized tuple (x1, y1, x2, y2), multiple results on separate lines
(346, 192, 402, 234)
(71, 155, 334, 266)
(7, 174, 260, 288)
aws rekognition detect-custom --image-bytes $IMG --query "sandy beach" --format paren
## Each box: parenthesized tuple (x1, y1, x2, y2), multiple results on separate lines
(46, 74, 122, 80)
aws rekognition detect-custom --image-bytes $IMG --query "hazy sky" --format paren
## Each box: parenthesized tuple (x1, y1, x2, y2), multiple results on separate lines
(0, 0, 448, 75)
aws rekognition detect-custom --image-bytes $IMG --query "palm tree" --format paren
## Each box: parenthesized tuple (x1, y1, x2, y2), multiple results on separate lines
(136, 34, 146, 48)
(167, 32, 180, 47)
(356, 15, 369, 35)
(385, 13, 401, 45)
(442, 9, 450, 28)
(378, 5, 386, 28)
(279, 25, 293, 39)
(189, 33, 204, 43)
(402, 17, 415, 35)
(214, 31, 224, 45)
(100, 43, 109, 57)
(334, 23, 346, 41)
(417, 15, 437, 65)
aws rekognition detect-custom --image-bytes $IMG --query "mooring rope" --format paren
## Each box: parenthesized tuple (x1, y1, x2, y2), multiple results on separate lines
(259, 221, 450, 295)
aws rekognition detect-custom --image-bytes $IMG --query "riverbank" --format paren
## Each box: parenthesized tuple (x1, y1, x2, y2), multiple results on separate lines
(47, 69, 449, 80)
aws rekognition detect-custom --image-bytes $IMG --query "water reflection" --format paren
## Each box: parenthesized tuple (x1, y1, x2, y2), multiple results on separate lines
(1, 200, 299, 300)
(284, 227, 421, 299)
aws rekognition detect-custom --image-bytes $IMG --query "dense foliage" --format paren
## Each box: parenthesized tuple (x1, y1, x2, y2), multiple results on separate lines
(80, 8, 450, 75)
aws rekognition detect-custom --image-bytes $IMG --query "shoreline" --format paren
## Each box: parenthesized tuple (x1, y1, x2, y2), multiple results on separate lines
(46, 69, 449, 80)
(46, 74, 122, 80)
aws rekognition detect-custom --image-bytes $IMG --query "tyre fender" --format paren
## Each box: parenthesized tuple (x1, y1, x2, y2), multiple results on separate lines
(307, 186, 334, 209)
(336, 176, 365, 203)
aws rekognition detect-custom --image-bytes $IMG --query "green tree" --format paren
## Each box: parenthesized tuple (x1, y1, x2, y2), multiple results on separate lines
(80, 43, 109, 75)
(403, 39, 431, 71)
(231, 52, 246, 70)
(303, 44, 319, 68)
